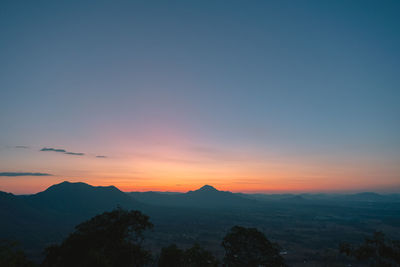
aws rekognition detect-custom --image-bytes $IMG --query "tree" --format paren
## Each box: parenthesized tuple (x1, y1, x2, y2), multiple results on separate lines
(340, 231, 400, 266)
(0, 240, 36, 267)
(222, 226, 286, 267)
(183, 243, 219, 267)
(158, 244, 184, 267)
(158, 243, 219, 267)
(41, 208, 153, 267)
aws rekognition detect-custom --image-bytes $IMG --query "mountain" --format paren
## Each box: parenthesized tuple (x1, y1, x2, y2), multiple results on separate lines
(240, 192, 400, 203)
(0, 191, 44, 232)
(28, 181, 140, 214)
(0, 181, 143, 262)
(343, 192, 387, 202)
(191, 185, 219, 193)
(1, 182, 400, 265)
(129, 184, 258, 208)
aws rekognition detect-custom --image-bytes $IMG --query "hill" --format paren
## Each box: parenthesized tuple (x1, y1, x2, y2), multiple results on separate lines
(27, 181, 140, 214)
(0, 181, 142, 262)
(128, 184, 258, 208)
(1, 182, 400, 265)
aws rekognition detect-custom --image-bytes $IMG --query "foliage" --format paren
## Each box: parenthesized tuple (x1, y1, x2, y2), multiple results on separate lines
(221, 226, 286, 267)
(0, 240, 36, 267)
(41, 208, 153, 267)
(183, 243, 219, 266)
(158, 244, 184, 267)
(158, 243, 219, 267)
(340, 231, 400, 267)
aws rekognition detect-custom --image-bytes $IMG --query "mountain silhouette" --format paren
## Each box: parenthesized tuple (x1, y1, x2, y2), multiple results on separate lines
(129, 185, 258, 208)
(193, 185, 219, 193)
(1, 181, 400, 264)
(28, 181, 140, 214)
(0, 182, 144, 262)
(0, 191, 46, 233)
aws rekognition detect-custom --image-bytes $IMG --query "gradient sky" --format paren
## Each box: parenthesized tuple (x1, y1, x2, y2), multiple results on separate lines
(1, 0, 399, 194)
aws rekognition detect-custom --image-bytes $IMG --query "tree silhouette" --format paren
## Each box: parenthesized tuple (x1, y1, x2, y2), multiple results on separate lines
(222, 226, 286, 267)
(158, 244, 184, 267)
(158, 243, 218, 267)
(340, 231, 400, 266)
(41, 208, 153, 267)
(0, 240, 36, 267)
(183, 243, 219, 267)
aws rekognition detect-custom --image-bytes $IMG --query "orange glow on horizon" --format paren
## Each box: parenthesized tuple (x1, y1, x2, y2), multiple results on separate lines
(1, 169, 399, 195)
(1, 136, 399, 195)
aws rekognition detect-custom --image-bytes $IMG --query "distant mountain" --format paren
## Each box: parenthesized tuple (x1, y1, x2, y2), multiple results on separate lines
(0, 181, 143, 261)
(128, 191, 183, 206)
(243, 192, 400, 204)
(281, 195, 308, 202)
(28, 181, 139, 214)
(1, 181, 400, 264)
(0, 191, 44, 231)
(241, 193, 298, 201)
(185, 185, 258, 207)
(128, 184, 258, 208)
(190, 185, 219, 193)
(337, 192, 400, 202)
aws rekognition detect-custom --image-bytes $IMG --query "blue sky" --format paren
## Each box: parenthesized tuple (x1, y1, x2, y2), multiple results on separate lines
(1, 0, 399, 193)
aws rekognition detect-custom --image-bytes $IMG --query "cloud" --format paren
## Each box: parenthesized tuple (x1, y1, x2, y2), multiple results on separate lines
(41, 147, 66, 153)
(15, 146, 29, 149)
(0, 172, 52, 177)
(39, 147, 107, 158)
(40, 147, 84, 156)
(65, 152, 85, 156)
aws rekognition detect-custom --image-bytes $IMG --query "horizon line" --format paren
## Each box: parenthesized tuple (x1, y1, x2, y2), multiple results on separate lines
(3, 180, 400, 195)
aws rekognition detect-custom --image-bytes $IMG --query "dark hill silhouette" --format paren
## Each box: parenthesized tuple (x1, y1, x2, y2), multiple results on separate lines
(0, 191, 45, 233)
(342, 192, 387, 202)
(0, 181, 143, 262)
(185, 185, 258, 207)
(192, 185, 219, 193)
(280, 195, 308, 203)
(28, 181, 140, 214)
(129, 185, 258, 208)
(129, 186, 400, 208)
(1, 182, 400, 265)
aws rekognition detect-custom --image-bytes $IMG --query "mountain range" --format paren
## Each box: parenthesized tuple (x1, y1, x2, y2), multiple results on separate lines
(1, 181, 400, 263)
(128, 184, 259, 208)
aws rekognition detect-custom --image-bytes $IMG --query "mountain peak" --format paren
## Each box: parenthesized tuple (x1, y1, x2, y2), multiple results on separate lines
(31, 181, 138, 213)
(45, 181, 90, 192)
(38, 181, 123, 199)
(196, 185, 219, 192)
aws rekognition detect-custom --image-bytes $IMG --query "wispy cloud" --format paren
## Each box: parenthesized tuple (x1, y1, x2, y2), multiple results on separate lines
(40, 147, 67, 153)
(40, 147, 84, 156)
(64, 152, 85, 156)
(39, 147, 109, 157)
(0, 172, 52, 177)
(15, 146, 30, 149)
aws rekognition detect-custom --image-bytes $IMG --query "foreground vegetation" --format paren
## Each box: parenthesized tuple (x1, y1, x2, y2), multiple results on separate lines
(1, 208, 399, 267)
(2, 182, 400, 265)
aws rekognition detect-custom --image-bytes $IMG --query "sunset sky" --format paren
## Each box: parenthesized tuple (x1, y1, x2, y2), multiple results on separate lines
(1, 1, 399, 194)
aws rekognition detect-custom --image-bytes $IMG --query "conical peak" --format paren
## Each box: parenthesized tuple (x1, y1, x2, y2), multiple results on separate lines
(197, 185, 218, 192)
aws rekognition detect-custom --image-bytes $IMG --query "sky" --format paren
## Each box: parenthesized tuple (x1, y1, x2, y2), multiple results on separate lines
(1, 0, 399, 194)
